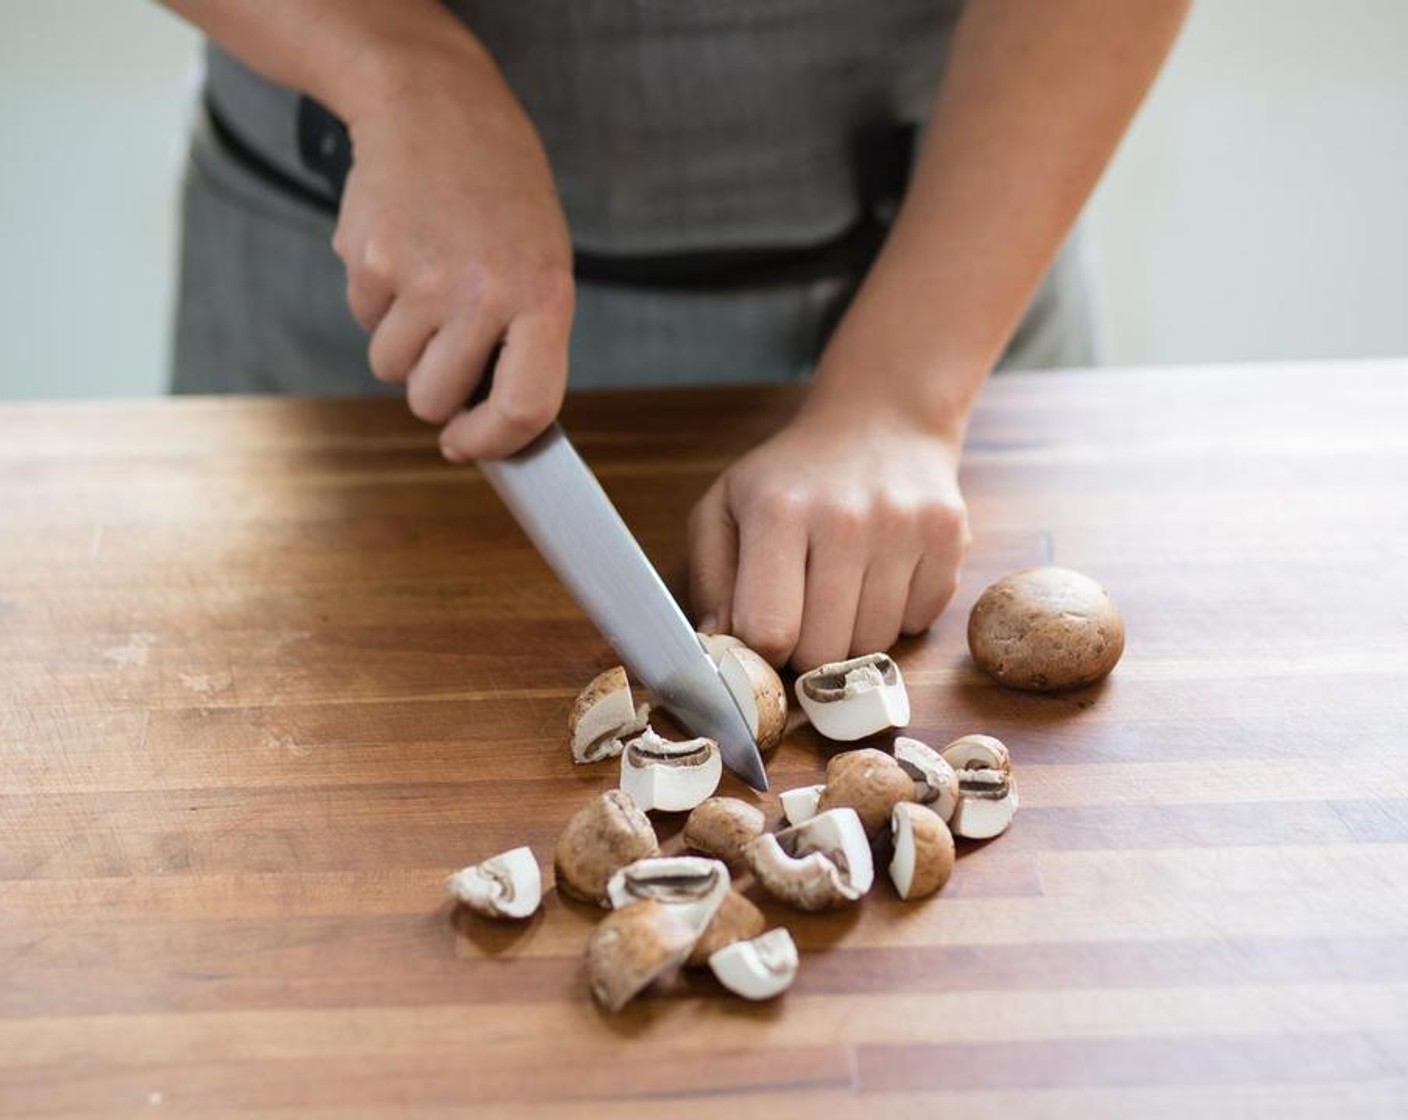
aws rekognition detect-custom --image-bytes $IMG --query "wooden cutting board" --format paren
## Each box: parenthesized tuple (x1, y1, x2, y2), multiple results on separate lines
(1, 361, 1405, 1117)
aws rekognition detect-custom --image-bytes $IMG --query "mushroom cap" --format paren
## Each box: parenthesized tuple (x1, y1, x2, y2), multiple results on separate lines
(585, 899, 697, 1013)
(568, 666, 649, 764)
(893, 737, 959, 822)
(686, 889, 767, 967)
(744, 807, 874, 910)
(717, 645, 788, 753)
(553, 790, 660, 906)
(708, 928, 799, 1001)
(445, 846, 542, 920)
(778, 784, 825, 826)
(817, 749, 915, 838)
(683, 797, 766, 866)
(795, 653, 910, 740)
(619, 728, 723, 813)
(967, 566, 1125, 693)
(888, 802, 955, 900)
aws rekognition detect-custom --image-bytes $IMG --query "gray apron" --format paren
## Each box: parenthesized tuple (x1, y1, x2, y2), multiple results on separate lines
(173, 1, 1095, 395)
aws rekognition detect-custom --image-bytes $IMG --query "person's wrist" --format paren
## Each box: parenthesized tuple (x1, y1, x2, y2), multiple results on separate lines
(804, 357, 971, 448)
(334, 30, 502, 129)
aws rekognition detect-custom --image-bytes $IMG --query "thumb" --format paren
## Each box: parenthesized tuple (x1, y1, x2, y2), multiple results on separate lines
(687, 481, 738, 636)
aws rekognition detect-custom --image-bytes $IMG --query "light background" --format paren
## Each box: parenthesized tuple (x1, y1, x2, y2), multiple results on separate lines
(1, 0, 1405, 400)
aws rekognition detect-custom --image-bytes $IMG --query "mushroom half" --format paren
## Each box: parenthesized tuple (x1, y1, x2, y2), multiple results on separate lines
(709, 928, 799, 1001)
(619, 727, 723, 813)
(941, 734, 1019, 840)
(744, 807, 875, 911)
(817, 747, 916, 838)
(795, 653, 910, 741)
(606, 855, 731, 941)
(568, 666, 651, 764)
(893, 736, 959, 822)
(553, 789, 661, 906)
(683, 797, 765, 866)
(445, 846, 542, 920)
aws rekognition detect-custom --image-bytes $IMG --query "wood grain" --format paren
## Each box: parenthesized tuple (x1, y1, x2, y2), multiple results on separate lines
(2, 360, 1407, 1116)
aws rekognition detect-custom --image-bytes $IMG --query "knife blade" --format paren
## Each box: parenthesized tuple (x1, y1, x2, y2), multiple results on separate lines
(476, 423, 769, 791)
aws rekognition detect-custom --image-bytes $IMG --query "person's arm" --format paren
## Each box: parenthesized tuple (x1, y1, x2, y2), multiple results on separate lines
(690, 0, 1190, 669)
(159, 1, 573, 459)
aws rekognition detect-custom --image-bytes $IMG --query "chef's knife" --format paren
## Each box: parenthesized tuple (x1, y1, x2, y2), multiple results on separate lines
(476, 424, 769, 791)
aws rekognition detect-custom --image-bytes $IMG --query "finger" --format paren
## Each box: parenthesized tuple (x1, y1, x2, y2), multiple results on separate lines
(367, 300, 437, 388)
(345, 269, 394, 333)
(791, 527, 867, 671)
(851, 549, 922, 656)
(901, 552, 961, 636)
(402, 315, 502, 427)
(437, 308, 569, 460)
(687, 482, 738, 635)
(730, 492, 808, 667)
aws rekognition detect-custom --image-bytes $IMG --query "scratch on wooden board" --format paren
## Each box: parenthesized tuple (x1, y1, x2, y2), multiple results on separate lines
(102, 632, 155, 668)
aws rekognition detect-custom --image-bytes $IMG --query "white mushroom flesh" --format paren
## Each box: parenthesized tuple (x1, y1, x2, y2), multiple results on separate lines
(779, 784, 825, 826)
(795, 653, 911, 741)
(446, 846, 542, 920)
(893, 736, 959, 821)
(941, 735, 1018, 840)
(717, 646, 788, 752)
(709, 928, 799, 1000)
(606, 856, 730, 939)
(619, 727, 723, 813)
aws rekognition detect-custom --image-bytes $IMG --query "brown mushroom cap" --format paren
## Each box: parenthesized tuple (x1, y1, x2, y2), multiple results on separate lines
(553, 790, 660, 906)
(818, 748, 915, 837)
(967, 566, 1125, 693)
(585, 899, 696, 1013)
(889, 802, 955, 900)
(685, 889, 767, 967)
(682, 797, 766, 866)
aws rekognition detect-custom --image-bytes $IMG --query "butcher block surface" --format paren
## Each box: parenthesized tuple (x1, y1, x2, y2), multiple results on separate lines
(2, 360, 1406, 1117)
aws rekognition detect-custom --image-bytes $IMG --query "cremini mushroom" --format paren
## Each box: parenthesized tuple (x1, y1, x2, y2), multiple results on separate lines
(553, 789, 660, 906)
(683, 797, 765, 866)
(686, 889, 767, 967)
(778, 784, 824, 826)
(716, 645, 788, 753)
(817, 747, 915, 838)
(744, 807, 874, 911)
(888, 802, 955, 900)
(606, 855, 730, 943)
(967, 566, 1125, 692)
(941, 734, 1019, 840)
(795, 652, 910, 740)
(568, 666, 650, 764)
(893, 736, 959, 822)
(709, 928, 799, 1001)
(618, 727, 723, 812)
(585, 899, 697, 1013)
(698, 632, 746, 664)
(445, 846, 542, 920)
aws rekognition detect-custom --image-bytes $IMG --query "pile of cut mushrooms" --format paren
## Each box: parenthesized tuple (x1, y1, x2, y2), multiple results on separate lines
(446, 638, 1022, 1014)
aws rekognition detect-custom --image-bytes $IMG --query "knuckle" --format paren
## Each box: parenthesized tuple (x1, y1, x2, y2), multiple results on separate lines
(735, 617, 796, 665)
(494, 392, 557, 436)
(523, 265, 575, 319)
(405, 380, 451, 424)
(750, 486, 808, 523)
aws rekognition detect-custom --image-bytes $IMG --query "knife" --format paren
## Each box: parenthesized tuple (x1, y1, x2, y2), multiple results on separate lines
(476, 424, 769, 791)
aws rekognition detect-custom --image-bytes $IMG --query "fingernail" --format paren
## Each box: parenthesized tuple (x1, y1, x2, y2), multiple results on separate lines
(698, 614, 718, 634)
(440, 443, 465, 464)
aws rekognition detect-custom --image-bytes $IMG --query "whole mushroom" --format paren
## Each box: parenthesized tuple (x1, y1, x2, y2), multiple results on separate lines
(967, 566, 1124, 693)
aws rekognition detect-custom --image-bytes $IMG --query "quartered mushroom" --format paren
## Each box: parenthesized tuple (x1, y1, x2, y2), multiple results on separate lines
(445, 845, 542, 920)
(708, 928, 799, 1001)
(795, 652, 910, 741)
(888, 802, 955, 900)
(686, 889, 767, 967)
(893, 736, 959, 822)
(941, 734, 1019, 840)
(817, 747, 916, 838)
(778, 784, 824, 826)
(683, 797, 765, 866)
(618, 727, 723, 813)
(605, 855, 731, 942)
(585, 899, 697, 1013)
(744, 807, 874, 911)
(568, 666, 650, 764)
(553, 789, 660, 906)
